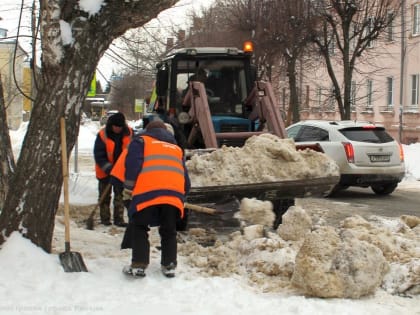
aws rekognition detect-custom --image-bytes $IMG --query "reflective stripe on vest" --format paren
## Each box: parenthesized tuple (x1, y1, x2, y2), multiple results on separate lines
(132, 135, 185, 215)
(95, 128, 132, 179)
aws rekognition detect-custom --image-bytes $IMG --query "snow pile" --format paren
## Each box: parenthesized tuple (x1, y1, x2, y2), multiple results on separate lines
(403, 143, 420, 180)
(292, 225, 388, 298)
(341, 215, 420, 296)
(178, 205, 420, 298)
(186, 134, 339, 186)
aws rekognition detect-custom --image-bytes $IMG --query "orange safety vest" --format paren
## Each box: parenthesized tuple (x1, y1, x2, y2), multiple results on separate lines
(110, 148, 128, 183)
(95, 128, 132, 179)
(132, 135, 186, 216)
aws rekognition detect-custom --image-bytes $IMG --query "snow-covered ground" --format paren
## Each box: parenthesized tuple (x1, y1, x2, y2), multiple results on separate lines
(1, 121, 419, 315)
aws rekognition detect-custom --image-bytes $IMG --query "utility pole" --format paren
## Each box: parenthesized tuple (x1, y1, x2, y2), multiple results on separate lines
(399, 0, 406, 143)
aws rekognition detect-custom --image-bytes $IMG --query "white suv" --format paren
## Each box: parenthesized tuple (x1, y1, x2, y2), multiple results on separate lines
(286, 120, 405, 195)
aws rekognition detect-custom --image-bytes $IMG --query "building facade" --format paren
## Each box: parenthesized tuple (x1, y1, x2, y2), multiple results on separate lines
(298, 1, 420, 144)
(0, 27, 30, 130)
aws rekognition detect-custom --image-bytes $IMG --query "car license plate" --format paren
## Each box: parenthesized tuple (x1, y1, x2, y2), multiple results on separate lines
(369, 155, 390, 162)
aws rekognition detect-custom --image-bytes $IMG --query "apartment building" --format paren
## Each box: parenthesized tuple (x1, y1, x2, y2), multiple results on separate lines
(0, 27, 29, 130)
(300, 1, 420, 144)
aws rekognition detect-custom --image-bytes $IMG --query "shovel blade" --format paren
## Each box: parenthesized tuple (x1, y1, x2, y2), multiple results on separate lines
(59, 251, 88, 272)
(213, 198, 240, 214)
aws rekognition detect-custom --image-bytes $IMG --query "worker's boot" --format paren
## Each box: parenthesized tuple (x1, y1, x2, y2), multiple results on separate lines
(123, 262, 147, 277)
(113, 207, 127, 227)
(100, 204, 111, 226)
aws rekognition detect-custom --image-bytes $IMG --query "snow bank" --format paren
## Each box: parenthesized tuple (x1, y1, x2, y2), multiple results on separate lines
(179, 206, 420, 298)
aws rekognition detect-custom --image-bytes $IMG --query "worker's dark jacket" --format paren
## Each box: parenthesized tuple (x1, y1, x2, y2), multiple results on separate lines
(124, 128, 190, 219)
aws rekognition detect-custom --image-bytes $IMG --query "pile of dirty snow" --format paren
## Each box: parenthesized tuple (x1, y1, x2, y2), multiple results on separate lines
(186, 134, 339, 186)
(178, 200, 420, 298)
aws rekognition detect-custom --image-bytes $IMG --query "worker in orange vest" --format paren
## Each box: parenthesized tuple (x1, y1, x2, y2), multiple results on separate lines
(94, 112, 132, 227)
(122, 120, 190, 278)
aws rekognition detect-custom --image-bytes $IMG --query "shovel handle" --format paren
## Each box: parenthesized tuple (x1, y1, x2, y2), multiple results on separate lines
(184, 202, 217, 215)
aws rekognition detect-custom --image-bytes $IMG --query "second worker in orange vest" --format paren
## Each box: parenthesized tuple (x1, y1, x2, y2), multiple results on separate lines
(93, 112, 132, 227)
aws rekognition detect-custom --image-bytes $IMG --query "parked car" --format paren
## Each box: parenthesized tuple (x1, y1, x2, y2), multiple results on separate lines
(286, 120, 405, 195)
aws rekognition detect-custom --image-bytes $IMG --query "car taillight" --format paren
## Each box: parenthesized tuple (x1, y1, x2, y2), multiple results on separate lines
(399, 143, 404, 162)
(362, 125, 376, 129)
(342, 142, 354, 163)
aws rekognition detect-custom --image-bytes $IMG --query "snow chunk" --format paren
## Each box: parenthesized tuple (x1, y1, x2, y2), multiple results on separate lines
(59, 20, 73, 45)
(292, 226, 388, 298)
(277, 206, 312, 241)
(237, 198, 274, 227)
(79, 0, 106, 16)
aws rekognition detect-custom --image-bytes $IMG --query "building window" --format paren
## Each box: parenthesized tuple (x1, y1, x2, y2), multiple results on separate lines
(367, 79, 373, 108)
(367, 17, 375, 48)
(316, 86, 322, 107)
(0, 28, 7, 38)
(328, 32, 335, 55)
(387, 77, 394, 106)
(350, 80, 356, 112)
(411, 74, 419, 106)
(387, 12, 394, 41)
(413, 4, 420, 35)
(328, 86, 335, 111)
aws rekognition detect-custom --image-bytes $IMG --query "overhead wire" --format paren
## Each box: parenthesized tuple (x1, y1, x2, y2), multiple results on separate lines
(3, 2, 194, 99)
(28, 0, 41, 92)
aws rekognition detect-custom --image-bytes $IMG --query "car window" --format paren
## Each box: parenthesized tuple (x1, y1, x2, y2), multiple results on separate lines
(286, 125, 302, 139)
(295, 126, 329, 142)
(339, 127, 394, 143)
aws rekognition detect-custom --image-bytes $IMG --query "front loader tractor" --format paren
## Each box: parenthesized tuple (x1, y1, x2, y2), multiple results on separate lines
(145, 44, 338, 228)
(146, 44, 287, 150)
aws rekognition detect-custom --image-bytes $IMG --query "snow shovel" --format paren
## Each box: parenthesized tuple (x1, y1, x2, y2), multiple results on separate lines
(184, 198, 240, 220)
(59, 117, 88, 272)
(85, 183, 112, 230)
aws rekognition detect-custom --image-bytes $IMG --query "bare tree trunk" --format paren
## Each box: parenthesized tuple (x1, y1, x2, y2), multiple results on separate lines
(0, 74, 16, 210)
(287, 58, 300, 123)
(0, 65, 91, 252)
(0, 0, 177, 252)
(311, 0, 401, 121)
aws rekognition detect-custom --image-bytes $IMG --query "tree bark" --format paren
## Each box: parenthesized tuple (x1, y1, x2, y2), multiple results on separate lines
(0, 0, 177, 252)
(0, 74, 16, 211)
(287, 57, 300, 124)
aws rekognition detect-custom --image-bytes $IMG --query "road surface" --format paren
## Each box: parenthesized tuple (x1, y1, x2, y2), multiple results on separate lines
(297, 181, 419, 227)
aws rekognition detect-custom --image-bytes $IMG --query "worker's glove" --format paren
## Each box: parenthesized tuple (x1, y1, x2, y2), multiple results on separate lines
(122, 188, 133, 201)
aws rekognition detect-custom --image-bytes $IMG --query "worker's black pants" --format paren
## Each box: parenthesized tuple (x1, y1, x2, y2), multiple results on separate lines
(131, 204, 179, 267)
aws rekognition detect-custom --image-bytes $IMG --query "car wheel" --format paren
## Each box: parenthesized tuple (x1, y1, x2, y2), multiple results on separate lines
(371, 183, 398, 195)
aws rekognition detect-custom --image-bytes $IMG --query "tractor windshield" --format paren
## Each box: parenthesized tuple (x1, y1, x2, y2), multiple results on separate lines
(175, 59, 249, 116)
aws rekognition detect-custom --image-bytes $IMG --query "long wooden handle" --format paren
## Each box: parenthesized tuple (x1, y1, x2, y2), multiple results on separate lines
(60, 117, 71, 248)
(184, 202, 217, 215)
(88, 183, 112, 220)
